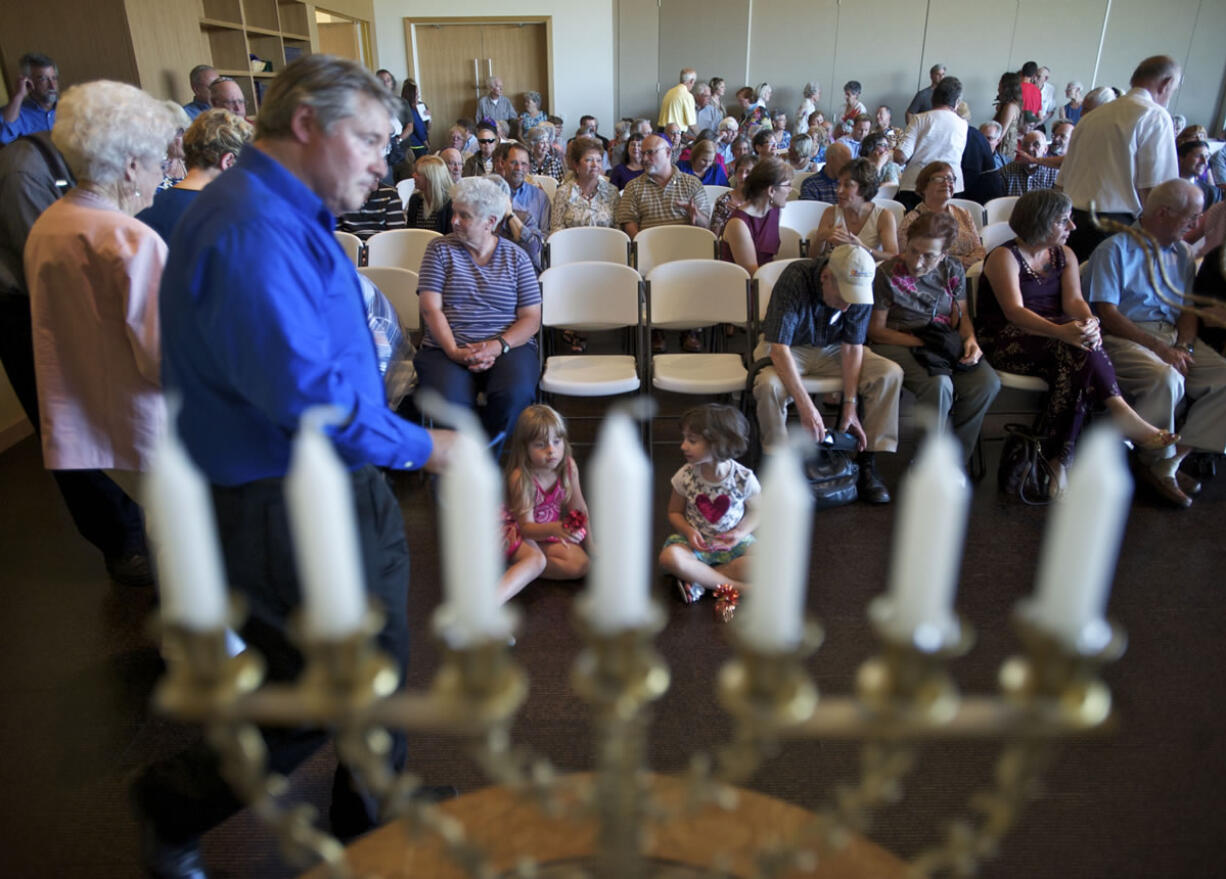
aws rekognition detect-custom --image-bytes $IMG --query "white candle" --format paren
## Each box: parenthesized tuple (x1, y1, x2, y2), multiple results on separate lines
(145, 425, 228, 631)
(740, 443, 813, 651)
(284, 414, 367, 640)
(1031, 427, 1132, 647)
(438, 430, 508, 646)
(582, 413, 651, 633)
(883, 432, 968, 646)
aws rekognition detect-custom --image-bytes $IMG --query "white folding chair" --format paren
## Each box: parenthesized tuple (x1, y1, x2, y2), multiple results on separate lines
(530, 175, 558, 201)
(876, 181, 899, 201)
(703, 184, 732, 207)
(646, 260, 753, 396)
(949, 197, 985, 232)
(538, 262, 643, 401)
(777, 226, 804, 259)
(789, 171, 815, 201)
(872, 198, 906, 227)
(985, 196, 1020, 227)
(633, 225, 717, 278)
(780, 200, 832, 237)
(334, 230, 362, 267)
(395, 178, 416, 210)
(366, 228, 442, 274)
(545, 226, 631, 268)
(980, 221, 1014, 255)
(357, 266, 420, 332)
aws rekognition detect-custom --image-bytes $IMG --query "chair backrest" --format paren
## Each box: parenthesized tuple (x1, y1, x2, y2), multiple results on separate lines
(704, 184, 731, 206)
(634, 225, 717, 278)
(395, 178, 416, 210)
(546, 226, 631, 268)
(530, 175, 558, 201)
(876, 181, 899, 201)
(980, 221, 1014, 254)
(646, 259, 752, 327)
(334, 230, 362, 266)
(357, 266, 420, 331)
(790, 171, 815, 200)
(539, 262, 642, 331)
(780, 200, 831, 234)
(949, 198, 985, 231)
(984, 195, 1020, 227)
(753, 258, 805, 321)
(964, 261, 983, 317)
(777, 226, 804, 259)
(872, 198, 906, 226)
(365, 228, 442, 274)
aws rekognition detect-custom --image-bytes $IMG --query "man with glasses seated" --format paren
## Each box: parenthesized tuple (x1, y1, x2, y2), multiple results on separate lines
(208, 77, 247, 120)
(463, 122, 499, 177)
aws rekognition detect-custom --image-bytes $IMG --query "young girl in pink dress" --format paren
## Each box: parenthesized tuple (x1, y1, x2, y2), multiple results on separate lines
(503, 405, 591, 597)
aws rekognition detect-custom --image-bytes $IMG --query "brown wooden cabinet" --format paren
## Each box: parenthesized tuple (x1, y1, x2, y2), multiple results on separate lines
(199, 0, 312, 111)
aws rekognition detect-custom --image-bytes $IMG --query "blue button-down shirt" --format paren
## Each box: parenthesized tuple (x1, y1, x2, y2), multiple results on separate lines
(0, 99, 56, 145)
(182, 99, 211, 121)
(160, 146, 433, 485)
(1086, 228, 1195, 326)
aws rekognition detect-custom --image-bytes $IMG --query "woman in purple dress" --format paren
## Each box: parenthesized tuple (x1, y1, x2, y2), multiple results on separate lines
(719, 157, 791, 274)
(976, 190, 1177, 496)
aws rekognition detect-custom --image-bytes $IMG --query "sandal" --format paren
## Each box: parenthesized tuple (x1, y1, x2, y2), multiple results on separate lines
(1137, 430, 1180, 451)
(675, 578, 704, 605)
(713, 584, 740, 622)
(560, 329, 587, 353)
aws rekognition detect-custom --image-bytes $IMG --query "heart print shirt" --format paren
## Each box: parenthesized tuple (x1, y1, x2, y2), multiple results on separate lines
(670, 460, 761, 540)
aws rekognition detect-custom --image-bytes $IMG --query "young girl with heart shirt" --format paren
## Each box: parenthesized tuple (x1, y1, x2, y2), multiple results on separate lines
(658, 404, 761, 620)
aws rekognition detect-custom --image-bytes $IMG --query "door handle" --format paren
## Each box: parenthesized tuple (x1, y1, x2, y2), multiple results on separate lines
(473, 58, 479, 90)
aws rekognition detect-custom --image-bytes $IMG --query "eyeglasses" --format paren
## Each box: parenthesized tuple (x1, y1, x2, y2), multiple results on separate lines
(478, 137, 496, 145)
(928, 175, 955, 185)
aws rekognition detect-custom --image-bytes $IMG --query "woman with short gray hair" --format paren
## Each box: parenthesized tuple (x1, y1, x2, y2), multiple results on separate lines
(794, 81, 821, 135)
(975, 189, 1176, 496)
(25, 79, 178, 490)
(520, 90, 546, 133)
(414, 175, 542, 445)
(525, 123, 564, 181)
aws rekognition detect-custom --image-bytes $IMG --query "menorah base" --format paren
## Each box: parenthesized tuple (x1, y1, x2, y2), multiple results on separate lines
(297, 773, 908, 879)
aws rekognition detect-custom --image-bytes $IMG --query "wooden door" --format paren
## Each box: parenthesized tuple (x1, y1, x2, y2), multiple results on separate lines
(409, 19, 550, 148)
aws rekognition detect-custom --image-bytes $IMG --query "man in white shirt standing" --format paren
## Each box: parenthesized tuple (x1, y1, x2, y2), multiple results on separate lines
(1057, 55, 1181, 261)
(894, 76, 967, 210)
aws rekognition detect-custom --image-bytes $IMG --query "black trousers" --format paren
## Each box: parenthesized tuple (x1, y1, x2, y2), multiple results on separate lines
(1068, 208, 1135, 263)
(132, 465, 412, 843)
(0, 292, 144, 558)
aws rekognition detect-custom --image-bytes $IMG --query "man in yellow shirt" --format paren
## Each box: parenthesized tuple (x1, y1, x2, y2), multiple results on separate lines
(659, 67, 697, 130)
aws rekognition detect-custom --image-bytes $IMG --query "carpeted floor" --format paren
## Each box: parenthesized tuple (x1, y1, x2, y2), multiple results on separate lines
(0, 397, 1223, 878)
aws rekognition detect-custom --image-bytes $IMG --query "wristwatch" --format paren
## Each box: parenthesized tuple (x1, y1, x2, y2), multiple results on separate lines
(1181, 342, 1195, 354)
(496, 335, 511, 356)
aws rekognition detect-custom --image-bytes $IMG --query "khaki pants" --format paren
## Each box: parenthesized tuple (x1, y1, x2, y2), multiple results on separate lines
(1101, 322, 1226, 459)
(752, 342, 903, 451)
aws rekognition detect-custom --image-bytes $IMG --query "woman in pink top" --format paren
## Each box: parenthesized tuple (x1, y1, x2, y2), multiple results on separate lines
(25, 80, 176, 483)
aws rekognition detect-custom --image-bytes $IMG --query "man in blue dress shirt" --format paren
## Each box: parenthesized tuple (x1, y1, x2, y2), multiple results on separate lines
(181, 64, 217, 120)
(135, 55, 454, 878)
(0, 53, 58, 145)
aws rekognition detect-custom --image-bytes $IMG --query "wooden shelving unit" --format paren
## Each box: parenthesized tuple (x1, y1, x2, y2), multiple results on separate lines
(199, 0, 313, 111)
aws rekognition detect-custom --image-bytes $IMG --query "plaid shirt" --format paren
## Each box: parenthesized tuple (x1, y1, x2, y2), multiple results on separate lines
(615, 168, 709, 231)
(1000, 161, 1061, 196)
(531, 152, 565, 181)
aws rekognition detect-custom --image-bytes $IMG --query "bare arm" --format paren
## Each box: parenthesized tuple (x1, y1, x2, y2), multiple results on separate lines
(419, 289, 467, 362)
(667, 488, 708, 551)
(719, 494, 760, 545)
(722, 216, 760, 275)
(981, 247, 1086, 346)
(838, 343, 867, 451)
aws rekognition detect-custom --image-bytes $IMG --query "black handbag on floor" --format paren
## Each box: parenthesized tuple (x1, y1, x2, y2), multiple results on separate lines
(998, 423, 1052, 505)
(805, 431, 860, 510)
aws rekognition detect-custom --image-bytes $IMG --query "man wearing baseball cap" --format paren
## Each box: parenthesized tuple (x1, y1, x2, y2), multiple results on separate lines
(752, 244, 903, 503)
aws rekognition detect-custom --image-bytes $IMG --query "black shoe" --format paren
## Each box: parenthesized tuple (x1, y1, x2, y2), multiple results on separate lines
(857, 454, 891, 504)
(105, 552, 154, 587)
(140, 823, 207, 879)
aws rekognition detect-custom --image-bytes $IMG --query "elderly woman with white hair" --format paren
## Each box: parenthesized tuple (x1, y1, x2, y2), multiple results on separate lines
(794, 81, 820, 135)
(1058, 81, 1084, 123)
(414, 176, 542, 444)
(525, 123, 564, 181)
(24, 80, 177, 495)
(519, 90, 547, 133)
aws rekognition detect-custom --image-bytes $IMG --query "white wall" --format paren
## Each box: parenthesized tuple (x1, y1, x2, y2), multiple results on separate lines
(371, 0, 616, 133)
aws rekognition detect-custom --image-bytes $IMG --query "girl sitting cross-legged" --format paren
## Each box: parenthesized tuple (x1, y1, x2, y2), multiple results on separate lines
(659, 404, 760, 621)
(504, 405, 591, 592)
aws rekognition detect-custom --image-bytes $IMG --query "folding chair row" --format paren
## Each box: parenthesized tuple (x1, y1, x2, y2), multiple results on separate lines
(542, 225, 719, 276)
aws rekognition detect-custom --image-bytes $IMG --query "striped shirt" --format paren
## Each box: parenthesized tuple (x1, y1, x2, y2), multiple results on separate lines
(336, 185, 406, 240)
(417, 235, 540, 348)
(615, 168, 709, 231)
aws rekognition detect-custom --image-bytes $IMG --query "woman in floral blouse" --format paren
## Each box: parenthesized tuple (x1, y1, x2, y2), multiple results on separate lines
(898, 161, 985, 270)
(551, 137, 620, 233)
